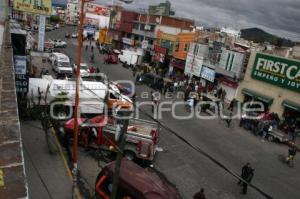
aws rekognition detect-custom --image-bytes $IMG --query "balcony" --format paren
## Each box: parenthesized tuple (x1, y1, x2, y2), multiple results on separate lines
(132, 28, 156, 38)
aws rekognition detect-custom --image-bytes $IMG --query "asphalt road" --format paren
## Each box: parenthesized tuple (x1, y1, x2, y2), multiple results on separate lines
(45, 26, 300, 199)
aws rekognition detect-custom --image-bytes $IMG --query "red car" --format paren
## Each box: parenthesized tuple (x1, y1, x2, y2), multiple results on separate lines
(95, 159, 181, 199)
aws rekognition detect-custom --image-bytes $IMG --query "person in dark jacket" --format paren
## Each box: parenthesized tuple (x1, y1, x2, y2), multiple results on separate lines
(242, 168, 254, 194)
(238, 163, 251, 185)
(193, 188, 206, 199)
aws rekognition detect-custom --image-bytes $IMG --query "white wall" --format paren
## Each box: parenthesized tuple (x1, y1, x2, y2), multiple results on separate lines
(218, 49, 245, 77)
(155, 25, 186, 35)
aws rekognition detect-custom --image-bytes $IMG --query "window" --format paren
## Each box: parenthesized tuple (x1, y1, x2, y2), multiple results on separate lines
(109, 92, 117, 99)
(175, 41, 179, 52)
(184, 43, 189, 52)
(133, 23, 139, 30)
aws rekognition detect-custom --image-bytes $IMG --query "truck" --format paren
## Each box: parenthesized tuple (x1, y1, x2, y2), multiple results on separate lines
(118, 49, 143, 67)
(63, 115, 160, 162)
(28, 75, 132, 116)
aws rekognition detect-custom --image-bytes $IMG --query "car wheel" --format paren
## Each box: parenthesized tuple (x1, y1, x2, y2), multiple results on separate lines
(267, 135, 274, 142)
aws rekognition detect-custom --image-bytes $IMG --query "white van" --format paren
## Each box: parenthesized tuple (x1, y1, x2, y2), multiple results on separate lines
(49, 52, 73, 77)
(118, 50, 143, 67)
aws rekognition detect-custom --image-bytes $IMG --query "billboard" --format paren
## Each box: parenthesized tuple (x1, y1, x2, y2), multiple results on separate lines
(252, 53, 300, 93)
(14, 0, 52, 16)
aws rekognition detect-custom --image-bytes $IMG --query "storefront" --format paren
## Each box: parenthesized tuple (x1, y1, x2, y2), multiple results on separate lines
(217, 76, 239, 103)
(169, 58, 185, 74)
(237, 51, 300, 116)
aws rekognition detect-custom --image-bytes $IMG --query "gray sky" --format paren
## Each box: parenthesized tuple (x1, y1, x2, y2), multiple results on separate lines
(61, 0, 300, 41)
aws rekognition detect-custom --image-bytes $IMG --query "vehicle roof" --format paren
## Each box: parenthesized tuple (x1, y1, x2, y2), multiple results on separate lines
(105, 159, 179, 199)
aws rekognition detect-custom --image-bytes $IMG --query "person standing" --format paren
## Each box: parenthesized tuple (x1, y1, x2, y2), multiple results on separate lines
(193, 188, 206, 199)
(238, 163, 251, 185)
(242, 168, 254, 194)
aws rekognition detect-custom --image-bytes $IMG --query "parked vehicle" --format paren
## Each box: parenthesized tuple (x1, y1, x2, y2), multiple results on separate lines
(71, 32, 78, 38)
(53, 39, 67, 48)
(118, 49, 142, 67)
(44, 41, 54, 52)
(138, 73, 164, 90)
(95, 159, 181, 199)
(48, 52, 72, 77)
(64, 115, 159, 162)
(73, 63, 90, 77)
(45, 24, 54, 31)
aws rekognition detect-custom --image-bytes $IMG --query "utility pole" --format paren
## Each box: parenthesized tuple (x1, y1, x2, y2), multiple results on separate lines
(72, 0, 85, 198)
(110, 108, 131, 199)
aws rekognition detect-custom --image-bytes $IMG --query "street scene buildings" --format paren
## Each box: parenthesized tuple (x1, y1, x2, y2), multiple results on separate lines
(0, 0, 300, 199)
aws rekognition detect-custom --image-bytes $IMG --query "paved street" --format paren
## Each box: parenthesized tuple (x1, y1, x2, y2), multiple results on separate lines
(38, 26, 300, 199)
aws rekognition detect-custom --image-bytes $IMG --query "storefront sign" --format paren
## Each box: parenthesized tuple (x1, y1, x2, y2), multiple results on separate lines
(14, 0, 52, 16)
(122, 37, 134, 45)
(154, 45, 167, 54)
(201, 66, 215, 82)
(252, 53, 300, 93)
(14, 56, 27, 75)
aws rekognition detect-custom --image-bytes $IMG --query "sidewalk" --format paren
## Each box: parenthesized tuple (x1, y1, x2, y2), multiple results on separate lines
(21, 121, 74, 199)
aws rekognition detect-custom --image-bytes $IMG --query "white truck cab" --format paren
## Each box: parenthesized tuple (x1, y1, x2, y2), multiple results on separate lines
(49, 52, 73, 77)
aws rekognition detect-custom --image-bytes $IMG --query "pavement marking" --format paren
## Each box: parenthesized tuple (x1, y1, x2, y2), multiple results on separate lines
(51, 127, 82, 199)
(0, 169, 4, 187)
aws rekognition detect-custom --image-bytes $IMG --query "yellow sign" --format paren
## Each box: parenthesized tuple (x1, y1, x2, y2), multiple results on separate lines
(0, 169, 4, 187)
(99, 29, 107, 43)
(14, 0, 52, 16)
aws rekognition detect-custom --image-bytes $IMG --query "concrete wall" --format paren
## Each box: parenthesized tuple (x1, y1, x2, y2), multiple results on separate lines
(236, 51, 300, 116)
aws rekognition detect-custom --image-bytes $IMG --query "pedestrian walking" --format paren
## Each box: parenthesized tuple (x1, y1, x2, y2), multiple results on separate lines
(91, 45, 94, 52)
(193, 188, 206, 199)
(238, 163, 251, 185)
(225, 112, 233, 128)
(241, 168, 254, 194)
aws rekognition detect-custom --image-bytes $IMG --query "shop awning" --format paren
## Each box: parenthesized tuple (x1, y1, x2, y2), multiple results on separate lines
(282, 100, 300, 112)
(242, 88, 273, 104)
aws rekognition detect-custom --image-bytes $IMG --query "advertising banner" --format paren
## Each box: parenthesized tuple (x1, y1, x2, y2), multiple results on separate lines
(38, 15, 46, 52)
(252, 53, 300, 93)
(14, 0, 52, 16)
(201, 66, 216, 82)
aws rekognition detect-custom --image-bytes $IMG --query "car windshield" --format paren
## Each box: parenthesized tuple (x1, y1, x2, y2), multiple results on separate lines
(58, 62, 71, 68)
(80, 64, 88, 70)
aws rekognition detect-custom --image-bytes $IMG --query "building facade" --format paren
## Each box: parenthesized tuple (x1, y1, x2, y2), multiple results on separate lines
(236, 51, 300, 118)
(66, 0, 79, 25)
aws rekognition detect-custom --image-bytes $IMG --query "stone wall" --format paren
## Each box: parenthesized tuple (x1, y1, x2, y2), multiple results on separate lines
(0, 20, 28, 199)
